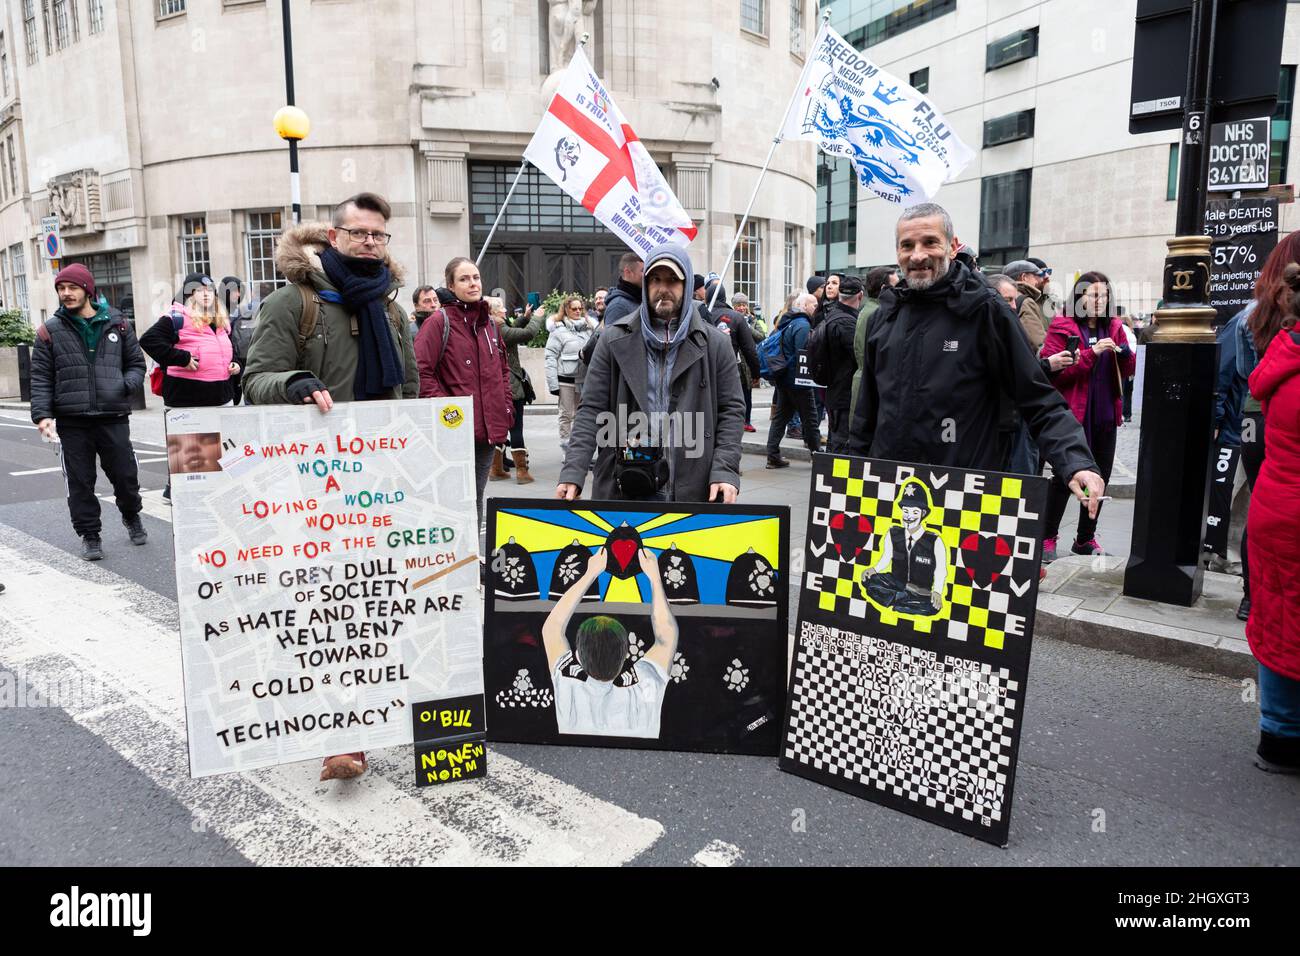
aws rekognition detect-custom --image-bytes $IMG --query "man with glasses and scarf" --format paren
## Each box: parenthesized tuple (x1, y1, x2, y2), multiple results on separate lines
(242, 191, 418, 783)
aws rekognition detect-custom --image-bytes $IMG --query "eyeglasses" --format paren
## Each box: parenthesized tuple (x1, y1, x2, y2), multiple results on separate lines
(335, 227, 392, 245)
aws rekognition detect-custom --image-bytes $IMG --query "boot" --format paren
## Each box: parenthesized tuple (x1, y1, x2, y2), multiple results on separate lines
(1256, 731, 1300, 774)
(489, 446, 509, 481)
(512, 448, 534, 484)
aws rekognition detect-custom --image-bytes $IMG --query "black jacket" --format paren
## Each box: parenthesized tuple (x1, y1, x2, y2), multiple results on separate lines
(140, 314, 237, 408)
(819, 299, 859, 413)
(602, 280, 642, 326)
(710, 304, 760, 381)
(848, 259, 1096, 479)
(30, 306, 145, 422)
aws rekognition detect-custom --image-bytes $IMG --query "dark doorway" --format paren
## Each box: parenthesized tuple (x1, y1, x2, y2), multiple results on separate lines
(470, 162, 629, 313)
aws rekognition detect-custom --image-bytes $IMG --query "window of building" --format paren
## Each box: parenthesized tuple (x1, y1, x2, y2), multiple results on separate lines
(244, 211, 286, 291)
(784, 224, 797, 297)
(8, 137, 19, 197)
(789, 0, 804, 55)
(87, 0, 103, 34)
(841, 0, 955, 49)
(1, 34, 10, 97)
(40, 0, 53, 57)
(22, 1, 37, 64)
(979, 169, 1032, 267)
(1, 250, 10, 307)
(470, 162, 602, 234)
(909, 67, 929, 94)
(733, 219, 763, 304)
(1167, 143, 1179, 201)
(32, 238, 44, 275)
(986, 26, 1038, 72)
(1271, 65, 1295, 186)
(741, 0, 766, 36)
(983, 109, 1035, 148)
(158, 0, 185, 18)
(52, 0, 72, 49)
(10, 242, 28, 319)
(179, 216, 211, 277)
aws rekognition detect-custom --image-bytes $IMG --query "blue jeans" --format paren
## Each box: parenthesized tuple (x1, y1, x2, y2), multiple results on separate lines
(1260, 662, 1300, 737)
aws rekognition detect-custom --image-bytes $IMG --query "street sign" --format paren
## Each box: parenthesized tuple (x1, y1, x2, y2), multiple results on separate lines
(1129, 0, 1286, 135)
(1203, 196, 1278, 325)
(39, 215, 61, 260)
(1208, 117, 1270, 191)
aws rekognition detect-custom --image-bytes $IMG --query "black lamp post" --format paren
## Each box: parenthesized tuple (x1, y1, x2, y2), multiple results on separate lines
(274, 0, 309, 224)
(1123, 0, 1220, 606)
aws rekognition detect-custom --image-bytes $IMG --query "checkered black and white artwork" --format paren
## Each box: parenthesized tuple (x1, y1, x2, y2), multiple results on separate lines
(781, 455, 1048, 846)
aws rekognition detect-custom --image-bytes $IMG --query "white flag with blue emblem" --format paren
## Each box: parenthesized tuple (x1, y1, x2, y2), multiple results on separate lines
(781, 23, 973, 207)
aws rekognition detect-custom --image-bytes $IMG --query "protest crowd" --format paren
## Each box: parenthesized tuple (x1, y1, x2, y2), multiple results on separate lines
(20, 186, 1300, 780)
(12, 8, 1298, 817)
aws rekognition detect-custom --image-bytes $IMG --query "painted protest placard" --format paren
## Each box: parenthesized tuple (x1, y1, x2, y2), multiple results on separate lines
(780, 455, 1048, 846)
(167, 399, 483, 778)
(1204, 197, 1278, 326)
(484, 500, 789, 755)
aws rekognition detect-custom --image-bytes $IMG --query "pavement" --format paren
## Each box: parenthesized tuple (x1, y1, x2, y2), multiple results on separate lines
(0, 397, 1295, 867)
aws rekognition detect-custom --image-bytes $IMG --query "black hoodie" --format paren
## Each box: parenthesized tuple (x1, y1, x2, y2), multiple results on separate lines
(847, 259, 1096, 480)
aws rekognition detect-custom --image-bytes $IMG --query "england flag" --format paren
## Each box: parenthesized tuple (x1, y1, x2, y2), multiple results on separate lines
(525, 48, 697, 255)
(781, 23, 973, 207)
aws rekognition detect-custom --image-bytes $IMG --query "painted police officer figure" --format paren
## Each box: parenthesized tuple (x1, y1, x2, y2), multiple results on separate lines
(861, 482, 948, 615)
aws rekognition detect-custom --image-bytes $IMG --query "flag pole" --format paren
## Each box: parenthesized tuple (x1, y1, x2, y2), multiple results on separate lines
(476, 31, 595, 268)
(708, 12, 829, 312)
(474, 162, 527, 267)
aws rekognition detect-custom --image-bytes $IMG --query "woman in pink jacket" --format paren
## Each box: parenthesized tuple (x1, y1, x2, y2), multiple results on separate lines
(1040, 272, 1136, 561)
(140, 272, 240, 501)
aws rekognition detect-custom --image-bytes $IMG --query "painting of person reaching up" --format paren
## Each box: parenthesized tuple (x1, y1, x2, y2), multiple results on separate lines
(542, 546, 679, 738)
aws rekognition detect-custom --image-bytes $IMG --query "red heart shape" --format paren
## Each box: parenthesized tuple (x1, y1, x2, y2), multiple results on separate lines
(611, 539, 638, 572)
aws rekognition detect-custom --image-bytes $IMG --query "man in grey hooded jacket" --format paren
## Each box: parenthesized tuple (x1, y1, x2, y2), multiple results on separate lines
(556, 243, 745, 503)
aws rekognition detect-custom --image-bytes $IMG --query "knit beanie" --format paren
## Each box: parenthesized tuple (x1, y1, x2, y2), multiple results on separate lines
(54, 263, 96, 301)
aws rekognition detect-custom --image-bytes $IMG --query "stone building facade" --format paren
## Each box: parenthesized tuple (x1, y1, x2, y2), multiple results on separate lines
(0, 0, 820, 329)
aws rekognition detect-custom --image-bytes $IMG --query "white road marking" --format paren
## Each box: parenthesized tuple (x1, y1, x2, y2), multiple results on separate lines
(100, 489, 173, 523)
(9, 466, 63, 476)
(0, 530, 664, 866)
(690, 839, 743, 867)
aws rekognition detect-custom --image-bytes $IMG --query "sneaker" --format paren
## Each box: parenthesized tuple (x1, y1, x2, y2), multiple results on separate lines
(1255, 732, 1300, 775)
(743, 423, 756, 433)
(1071, 537, 1107, 557)
(320, 752, 368, 780)
(123, 514, 148, 546)
(766, 457, 790, 469)
(1236, 595, 1251, 622)
(81, 535, 103, 561)
(1041, 536, 1058, 564)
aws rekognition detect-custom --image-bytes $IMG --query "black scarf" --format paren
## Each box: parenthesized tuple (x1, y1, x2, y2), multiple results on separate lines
(320, 247, 403, 399)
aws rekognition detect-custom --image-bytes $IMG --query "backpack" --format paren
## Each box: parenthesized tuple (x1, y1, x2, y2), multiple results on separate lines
(803, 316, 834, 386)
(757, 325, 789, 383)
(292, 282, 430, 369)
(148, 311, 187, 396)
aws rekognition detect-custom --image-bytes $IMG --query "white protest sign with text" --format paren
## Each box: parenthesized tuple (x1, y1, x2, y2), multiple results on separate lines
(168, 399, 482, 777)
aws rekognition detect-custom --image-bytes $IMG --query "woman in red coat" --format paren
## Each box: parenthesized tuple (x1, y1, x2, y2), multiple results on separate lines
(1040, 272, 1136, 561)
(1245, 263, 1300, 774)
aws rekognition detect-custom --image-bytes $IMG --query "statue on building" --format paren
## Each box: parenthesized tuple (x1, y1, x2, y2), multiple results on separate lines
(48, 173, 85, 229)
(547, 0, 597, 74)
(46, 169, 101, 231)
